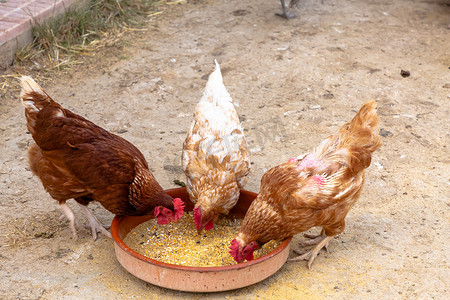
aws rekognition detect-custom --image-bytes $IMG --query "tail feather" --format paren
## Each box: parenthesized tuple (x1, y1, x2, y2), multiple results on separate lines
(19, 76, 64, 134)
(201, 59, 232, 105)
(19, 76, 54, 112)
(339, 100, 381, 153)
(20, 76, 47, 97)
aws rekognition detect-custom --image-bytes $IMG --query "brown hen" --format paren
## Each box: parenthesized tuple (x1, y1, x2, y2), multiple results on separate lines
(20, 76, 184, 240)
(230, 100, 381, 268)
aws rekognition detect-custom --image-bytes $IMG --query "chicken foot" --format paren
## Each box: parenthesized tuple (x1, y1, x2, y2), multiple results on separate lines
(289, 235, 333, 269)
(276, 0, 297, 19)
(77, 203, 112, 240)
(299, 232, 329, 251)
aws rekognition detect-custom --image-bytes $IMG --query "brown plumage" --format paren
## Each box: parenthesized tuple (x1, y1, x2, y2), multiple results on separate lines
(230, 100, 381, 268)
(20, 76, 183, 240)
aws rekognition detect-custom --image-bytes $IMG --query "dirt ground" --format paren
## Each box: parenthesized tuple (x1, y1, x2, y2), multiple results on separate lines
(1, 0, 449, 298)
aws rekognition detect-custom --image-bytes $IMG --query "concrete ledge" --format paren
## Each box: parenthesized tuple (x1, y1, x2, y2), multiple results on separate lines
(0, 0, 80, 68)
(0, 25, 32, 68)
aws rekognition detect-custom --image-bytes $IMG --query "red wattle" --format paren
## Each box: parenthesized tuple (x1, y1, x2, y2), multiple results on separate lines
(193, 207, 202, 231)
(156, 215, 171, 225)
(204, 220, 214, 231)
(173, 198, 185, 221)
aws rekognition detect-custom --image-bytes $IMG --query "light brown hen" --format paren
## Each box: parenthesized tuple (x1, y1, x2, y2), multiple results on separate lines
(230, 100, 381, 268)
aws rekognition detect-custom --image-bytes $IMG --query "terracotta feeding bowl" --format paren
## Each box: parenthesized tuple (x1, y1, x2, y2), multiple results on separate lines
(111, 187, 291, 292)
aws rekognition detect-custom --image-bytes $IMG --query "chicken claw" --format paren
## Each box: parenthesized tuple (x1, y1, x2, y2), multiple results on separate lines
(289, 235, 333, 269)
(78, 204, 112, 240)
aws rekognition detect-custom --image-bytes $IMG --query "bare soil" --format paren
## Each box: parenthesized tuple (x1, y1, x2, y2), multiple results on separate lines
(1, 0, 449, 299)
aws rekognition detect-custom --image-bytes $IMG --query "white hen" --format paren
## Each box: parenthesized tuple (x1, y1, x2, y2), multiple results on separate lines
(182, 60, 250, 232)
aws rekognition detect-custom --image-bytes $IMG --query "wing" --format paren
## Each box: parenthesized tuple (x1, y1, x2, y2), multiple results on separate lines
(260, 158, 364, 212)
(288, 168, 365, 211)
(34, 110, 147, 191)
(28, 143, 89, 201)
(283, 127, 376, 211)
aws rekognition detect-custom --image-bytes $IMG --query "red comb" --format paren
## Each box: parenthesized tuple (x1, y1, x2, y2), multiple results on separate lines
(173, 198, 185, 221)
(229, 239, 240, 261)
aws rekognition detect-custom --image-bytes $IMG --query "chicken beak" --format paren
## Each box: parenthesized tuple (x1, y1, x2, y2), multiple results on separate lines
(196, 226, 203, 235)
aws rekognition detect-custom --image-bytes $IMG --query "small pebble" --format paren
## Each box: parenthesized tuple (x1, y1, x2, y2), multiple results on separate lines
(380, 128, 393, 137)
(400, 70, 410, 77)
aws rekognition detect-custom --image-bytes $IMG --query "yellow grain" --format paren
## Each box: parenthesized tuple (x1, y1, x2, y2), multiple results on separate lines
(123, 212, 281, 267)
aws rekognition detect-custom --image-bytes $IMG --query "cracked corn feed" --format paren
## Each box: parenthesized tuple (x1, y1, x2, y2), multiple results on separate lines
(123, 212, 281, 267)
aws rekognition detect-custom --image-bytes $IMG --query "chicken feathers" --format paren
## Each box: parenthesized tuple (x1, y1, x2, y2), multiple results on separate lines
(20, 76, 184, 240)
(182, 61, 250, 232)
(230, 100, 381, 268)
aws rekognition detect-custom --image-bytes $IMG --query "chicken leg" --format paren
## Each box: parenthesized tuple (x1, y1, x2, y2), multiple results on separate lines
(77, 203, 112, 240)
(289, 234, 333, 269)
(59, 203, 81, 240)
(276, 0, 300, 19)
(299, 232, 329, 251)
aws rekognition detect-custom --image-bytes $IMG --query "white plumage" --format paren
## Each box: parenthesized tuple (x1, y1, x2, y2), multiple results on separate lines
(182, 60, 250, 231)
